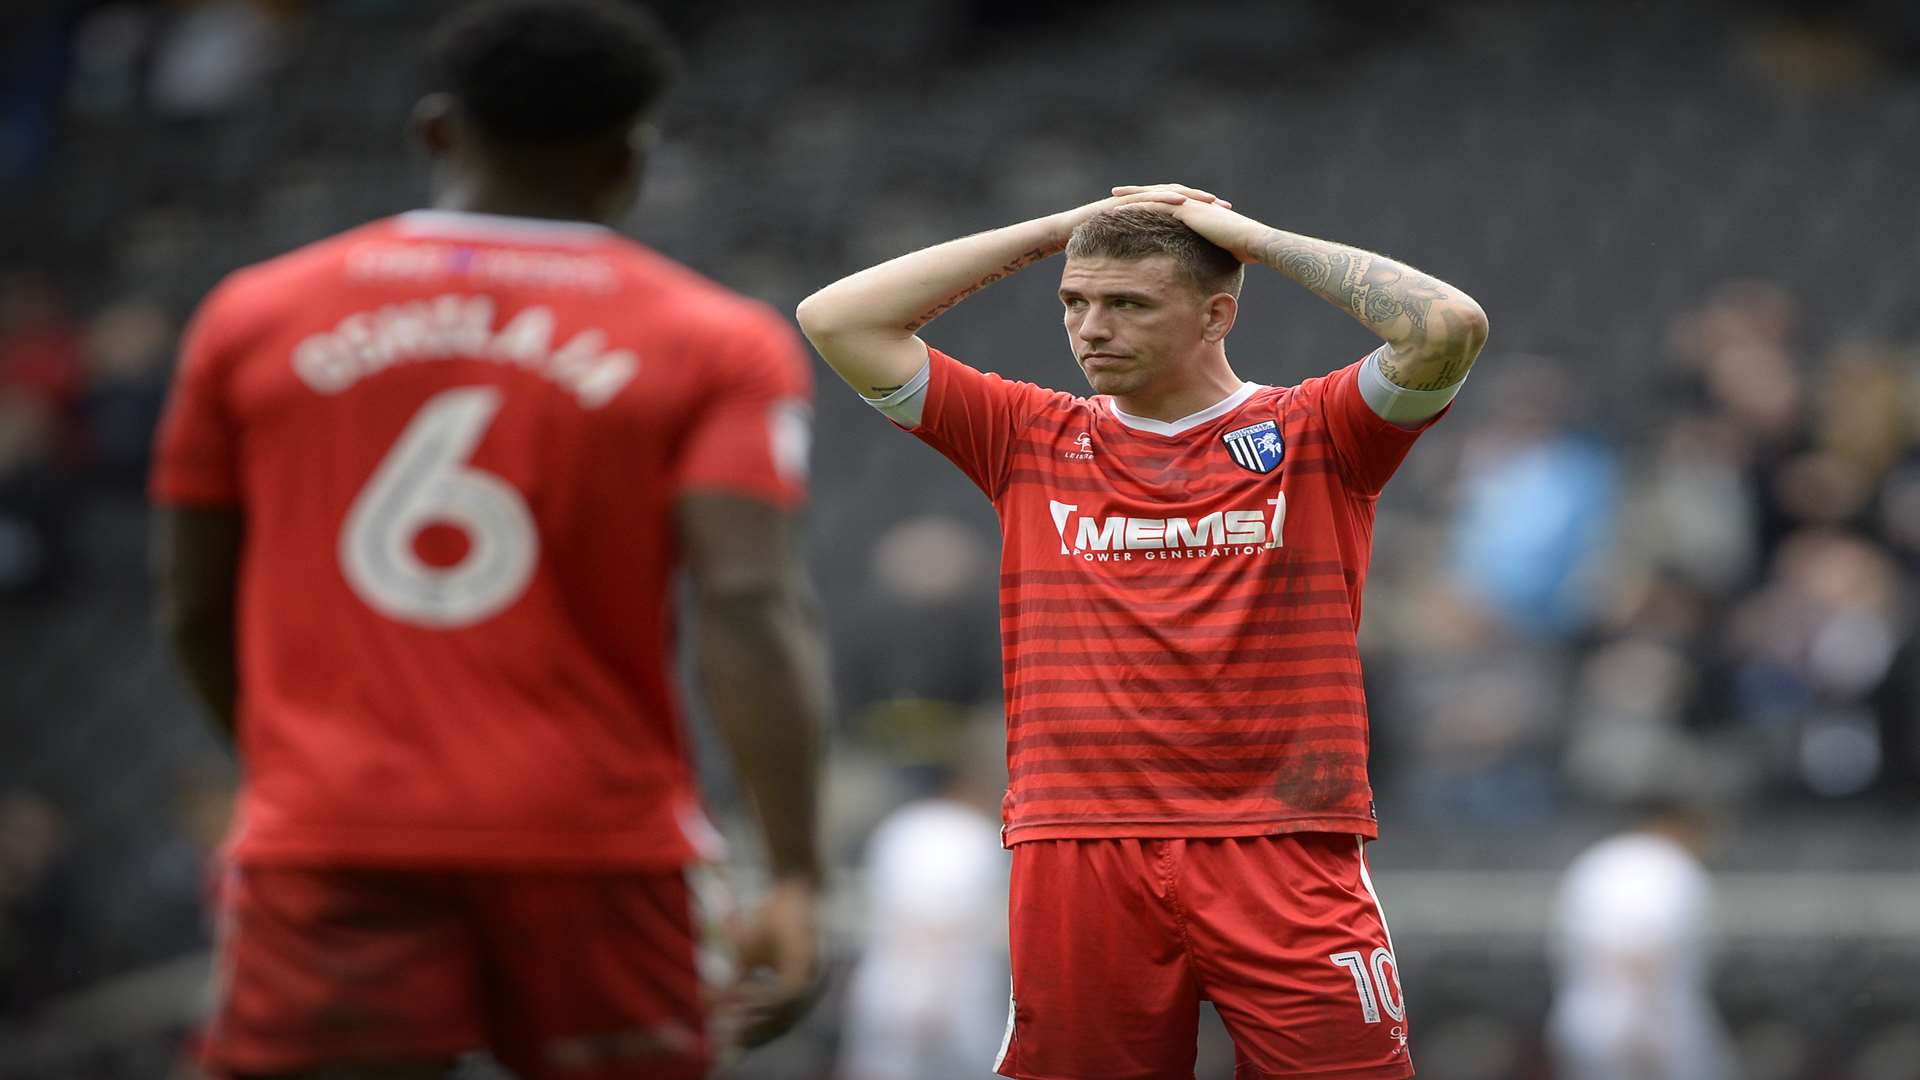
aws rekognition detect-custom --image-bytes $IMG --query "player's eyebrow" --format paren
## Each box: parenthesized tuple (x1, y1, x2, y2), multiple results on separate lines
(1058, 287, 1156, 305)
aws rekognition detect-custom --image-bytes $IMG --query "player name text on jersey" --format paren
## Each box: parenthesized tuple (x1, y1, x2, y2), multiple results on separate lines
(293, 293, 638, 408)
(346, 243, 619, 292)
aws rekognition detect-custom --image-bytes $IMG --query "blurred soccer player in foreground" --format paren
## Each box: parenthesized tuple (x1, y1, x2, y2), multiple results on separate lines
(799, 185, 1487, 1078)
(150, 3, 826, 1076)
(1549, 798, 1737, 1080)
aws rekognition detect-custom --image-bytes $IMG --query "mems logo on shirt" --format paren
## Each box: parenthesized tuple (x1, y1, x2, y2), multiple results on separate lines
(1047, 496, 1287, 561)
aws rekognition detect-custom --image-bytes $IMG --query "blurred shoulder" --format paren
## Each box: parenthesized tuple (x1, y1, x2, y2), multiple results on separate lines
(189, 221, 392, 335)
(868, 799, 1004, 871)
(607, 238, 792, 341)
(1566, 832, 1708, 895)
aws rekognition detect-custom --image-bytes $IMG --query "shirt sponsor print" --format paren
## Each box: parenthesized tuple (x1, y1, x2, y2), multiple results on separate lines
(1047, 496, 1287, 561)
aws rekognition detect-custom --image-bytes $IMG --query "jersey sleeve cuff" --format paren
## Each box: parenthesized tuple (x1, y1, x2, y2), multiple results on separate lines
(859, 357, 930, 429)
(1358, 345, 1465, 428)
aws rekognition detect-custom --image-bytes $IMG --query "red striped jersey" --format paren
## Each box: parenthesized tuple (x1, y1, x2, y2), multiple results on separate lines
(907, 346, 1442, 844)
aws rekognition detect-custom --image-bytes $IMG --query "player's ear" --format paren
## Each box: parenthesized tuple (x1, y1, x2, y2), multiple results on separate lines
(411, 93, 459, 159)
(587, 122, 650, 222)
(629, 119, 661, 158)
(1202, 292, 1237, 343)
(619, 118, 659, 187)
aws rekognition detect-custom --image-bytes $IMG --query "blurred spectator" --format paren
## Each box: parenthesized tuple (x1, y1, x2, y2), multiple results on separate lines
(1811, 343, 1910, 484)
(113, 206, 208, 302)
(0, 273, 82, 596)
(0, 7, 68, 182)
(1626, 414, 1759, 597)
(838, 714, 1009, 1080)
(836, 514, 1002, 719)
(1668, 282, 1817, 567)
(0, 272, 85, 428)
(1548, 799, 1739, 1080)
(80, 296, 174, 490)
(147, 1, 286, 119)
(0, 790, 80, 1017)
(1726, 529, 1910, 797)
(1565, 636, 1711, 804)
(1664, 280, 1803, 380)
(1872, 630, 1920, 796)
(0, 389, 70, 597)
(1562, 564, 1767, 815)
(67, 3, 159, 121)
(135, 763, 234, 971)
(1449, 363, 1620, 637)
(1384, 583, 1562, 821)
(1876, 457, 1920, 568)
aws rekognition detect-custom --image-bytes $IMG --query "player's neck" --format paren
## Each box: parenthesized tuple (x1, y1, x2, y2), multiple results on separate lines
(1110, 358, 1245, 424)
(432, 181, 609, 227)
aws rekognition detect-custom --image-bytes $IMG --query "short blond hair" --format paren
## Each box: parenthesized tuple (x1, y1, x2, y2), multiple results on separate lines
(1065, 205, 1245, 298)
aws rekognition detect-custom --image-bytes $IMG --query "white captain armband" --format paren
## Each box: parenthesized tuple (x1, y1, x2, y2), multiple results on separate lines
(1358, 345, 1465, 427)
(860, 357, 930, 428)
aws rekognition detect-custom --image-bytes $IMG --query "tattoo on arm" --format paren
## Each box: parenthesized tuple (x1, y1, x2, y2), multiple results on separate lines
(1375, 306, 1483, 389)
(902, 244, 1059, 332)
(1259, 232, 1479, 391)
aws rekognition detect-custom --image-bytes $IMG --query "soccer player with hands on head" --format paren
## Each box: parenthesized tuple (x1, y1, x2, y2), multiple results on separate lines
(799, 183, 1486, 1078)
(152, 2, 826, 1077)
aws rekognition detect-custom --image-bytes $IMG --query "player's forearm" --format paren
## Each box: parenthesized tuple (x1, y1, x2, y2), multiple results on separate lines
(795, 214, 1067, 395)
(696, 583, 828, 883)
(1255, 229, 1489, 391)
(154, 508, 241, 743)
(800, 214, 1066, 338)
(161, 611, 238, 741)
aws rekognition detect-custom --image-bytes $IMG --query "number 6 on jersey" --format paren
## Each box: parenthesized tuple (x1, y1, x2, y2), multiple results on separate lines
(340, 386, 536, 628)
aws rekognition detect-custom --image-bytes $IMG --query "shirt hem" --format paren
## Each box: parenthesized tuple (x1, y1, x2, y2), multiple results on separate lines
(1001, 815, 1380, 847)
(1234, 1060, 1414, 1080)
(228, 829, 701, 870)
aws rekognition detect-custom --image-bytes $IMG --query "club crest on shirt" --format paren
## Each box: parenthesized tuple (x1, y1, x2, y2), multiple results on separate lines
(1222, 419, 1284, 474)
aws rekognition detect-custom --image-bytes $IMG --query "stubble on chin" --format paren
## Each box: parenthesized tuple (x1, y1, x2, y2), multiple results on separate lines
(1080, 367, 1141, 397)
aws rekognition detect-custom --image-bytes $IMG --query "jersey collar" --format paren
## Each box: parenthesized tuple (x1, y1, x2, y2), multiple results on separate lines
(1104, 381, 1261, 437)
(393, 210, 613, 246)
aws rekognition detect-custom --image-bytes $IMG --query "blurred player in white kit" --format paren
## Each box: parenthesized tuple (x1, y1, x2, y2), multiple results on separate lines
(838, 721, 1010, 1080)
(1548, 798, 1740, 1080)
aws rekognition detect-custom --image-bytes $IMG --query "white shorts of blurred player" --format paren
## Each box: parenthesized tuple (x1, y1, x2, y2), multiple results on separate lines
(1549, 986, 1738, 1080)
(1547, 830, 1740, 1080)
(837, 798, 1011, 1080)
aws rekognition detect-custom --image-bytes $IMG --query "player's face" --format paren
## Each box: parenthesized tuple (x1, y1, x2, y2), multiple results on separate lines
(1059, 255, 1213, 398)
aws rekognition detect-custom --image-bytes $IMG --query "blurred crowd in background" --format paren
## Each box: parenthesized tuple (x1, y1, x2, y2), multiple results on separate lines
(2, 0, 1919, 1078)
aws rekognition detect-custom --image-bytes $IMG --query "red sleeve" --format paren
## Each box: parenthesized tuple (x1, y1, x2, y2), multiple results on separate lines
(672, 310, 815, 509)
(907, 346, 1059, 500)
(149, 279, 247, 506)
(1305, 357, 1448, 498)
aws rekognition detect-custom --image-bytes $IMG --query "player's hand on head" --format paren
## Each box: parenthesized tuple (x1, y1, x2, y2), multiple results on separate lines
(1111, 183, 1232, 209)
(717, 876, 824, 1050)
(1059, 184, 1226, 238)
(1169, 197, 1266, 263)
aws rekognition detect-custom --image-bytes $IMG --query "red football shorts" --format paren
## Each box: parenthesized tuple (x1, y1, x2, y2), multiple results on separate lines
(997, 833, 1412, 1080)
(203, 866, 706, 1079)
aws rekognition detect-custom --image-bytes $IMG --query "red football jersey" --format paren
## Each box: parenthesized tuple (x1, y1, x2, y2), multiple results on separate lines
(151, 211, 812, 868)
(907, 346, 1439, 845)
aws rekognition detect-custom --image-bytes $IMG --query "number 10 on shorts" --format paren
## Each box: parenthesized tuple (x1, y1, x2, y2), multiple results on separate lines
(1329, 948, 1404, 1024)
